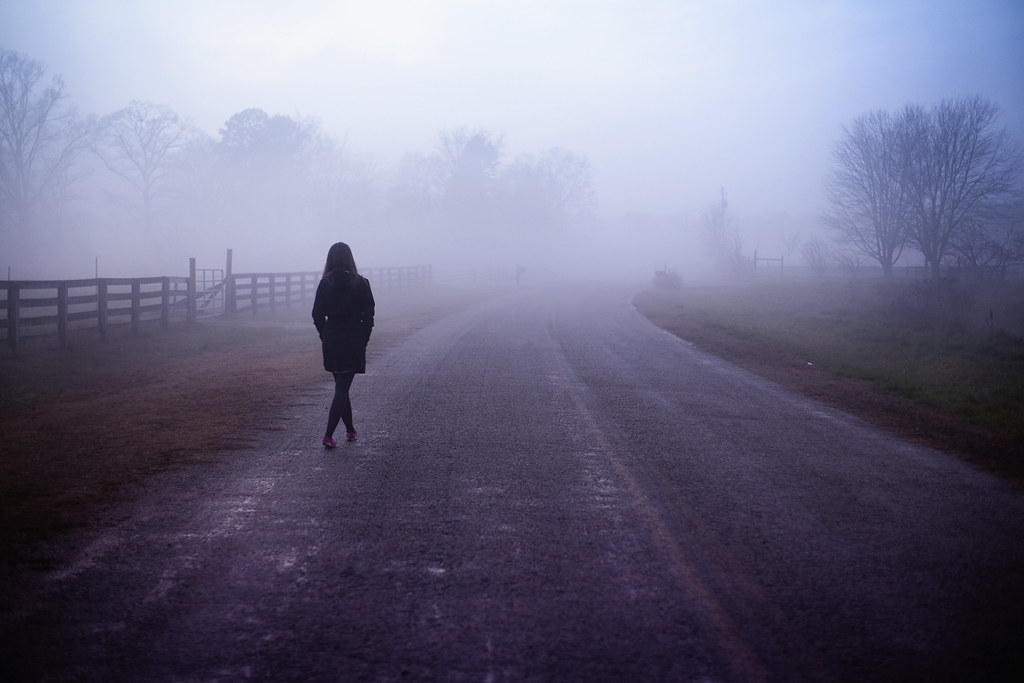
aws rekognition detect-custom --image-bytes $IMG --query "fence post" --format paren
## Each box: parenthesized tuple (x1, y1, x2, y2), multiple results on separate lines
(58, 281, 69, 349)
(131, 280, 141, 334)
(188, 259, 197, 323)
(161, 277, 170, 327)
(225, 249, 235, 316)
(188, 258, 197, 322)
(98, 279, 108, 340)
(8, 283, 19, 353)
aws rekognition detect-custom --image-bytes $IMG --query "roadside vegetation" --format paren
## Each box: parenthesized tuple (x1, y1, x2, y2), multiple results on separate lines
(0, 313, 323, 560)
(0, 286, 483, 563)
(634, 277, 1024, 484)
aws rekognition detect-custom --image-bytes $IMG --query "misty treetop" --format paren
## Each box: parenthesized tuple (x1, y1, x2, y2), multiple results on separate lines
(825, 96, 1022, 279)
(0, 49, 93, 236)
(6, 46, 1023, 279)
(95, 100, 203, 232)
(392, 127, 594, 235)
(0, 48, 596, 273)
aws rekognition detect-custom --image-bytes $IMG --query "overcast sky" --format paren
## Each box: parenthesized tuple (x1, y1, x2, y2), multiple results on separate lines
(2, 0, 1022, 219)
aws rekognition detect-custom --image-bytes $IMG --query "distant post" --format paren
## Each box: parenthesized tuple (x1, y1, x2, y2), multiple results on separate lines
(131, 281, 141, 334)
(225, 248, 235, 316)
(754, 250, 784, 276)
(97, 280, 108, 340)
(58, 281, 69, 348)
(187, 258, 197, 322)
(160, 277, 170, 328)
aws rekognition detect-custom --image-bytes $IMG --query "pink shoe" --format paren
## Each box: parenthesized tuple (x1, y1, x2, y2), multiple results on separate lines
(322, 436, 337, 448)
(346, 431, 357, 442)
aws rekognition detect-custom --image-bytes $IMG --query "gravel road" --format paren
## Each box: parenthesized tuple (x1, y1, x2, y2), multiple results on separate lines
(4, 281, 1023, 682)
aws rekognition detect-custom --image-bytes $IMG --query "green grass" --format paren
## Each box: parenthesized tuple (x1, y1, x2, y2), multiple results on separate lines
(666, 278, 1024, 441)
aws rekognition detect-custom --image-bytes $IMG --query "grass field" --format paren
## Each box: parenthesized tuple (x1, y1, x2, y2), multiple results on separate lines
(634, 276, 1024, 483)
(0, 286, 488, 562)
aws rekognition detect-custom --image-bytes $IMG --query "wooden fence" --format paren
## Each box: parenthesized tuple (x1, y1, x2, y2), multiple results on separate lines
(1, 277, 192, 352)
(1, 264, 431, 352)
(225, 266, 433, 316)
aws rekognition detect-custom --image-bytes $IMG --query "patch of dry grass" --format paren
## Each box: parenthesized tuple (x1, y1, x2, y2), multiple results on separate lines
(0, 285, 494, 559)
(634, 278, 1024, 486)
(0, 317, 322, 549)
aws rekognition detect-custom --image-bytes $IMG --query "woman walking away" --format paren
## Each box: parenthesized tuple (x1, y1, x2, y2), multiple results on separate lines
(312, 242, 375, 448)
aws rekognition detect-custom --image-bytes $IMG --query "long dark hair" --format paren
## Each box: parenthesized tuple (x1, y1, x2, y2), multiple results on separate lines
(322, 242, 360, 283)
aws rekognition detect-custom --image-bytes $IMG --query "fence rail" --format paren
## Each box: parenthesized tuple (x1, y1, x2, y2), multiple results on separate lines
(1, 277, 191, 352)
(228, 272, 320, 316)
(1, 264, 431, 352)
(226, 266, 432, 315)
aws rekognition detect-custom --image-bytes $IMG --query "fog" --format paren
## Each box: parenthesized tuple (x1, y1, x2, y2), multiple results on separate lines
(1, 0, 1022, 281)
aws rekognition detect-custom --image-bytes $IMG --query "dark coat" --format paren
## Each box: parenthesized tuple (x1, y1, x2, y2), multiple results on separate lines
(311, 270, 375, 373)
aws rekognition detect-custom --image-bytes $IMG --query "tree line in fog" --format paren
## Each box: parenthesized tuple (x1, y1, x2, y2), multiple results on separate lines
(0, 48, 594, 274)
(699, 96, 1022, 280)
(2, 46, 1022, 280)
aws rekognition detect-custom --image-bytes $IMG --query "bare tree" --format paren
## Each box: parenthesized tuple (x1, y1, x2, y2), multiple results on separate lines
(701, 187, 746, 276)
(950, 199, 1024, 269)
(782, 229, 803, 260)
(214, 108, 320, 235)
(904, 96, 1021, 278)
(801, 235, 832, 277)
(94, 100, 199, 230)
(536, 147, 594, 219)
(824, 109, 912, 278)
(499, 147, 594, 233)
(387, 129, 594, 242)
(436, 126, 502, 224)
(162, 132, 219, 236)
(0, 49, 92, 234)
(833, 248, 865, 278)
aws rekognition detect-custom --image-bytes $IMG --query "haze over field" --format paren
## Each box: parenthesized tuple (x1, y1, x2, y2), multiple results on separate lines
(1, 0, 1022, 279)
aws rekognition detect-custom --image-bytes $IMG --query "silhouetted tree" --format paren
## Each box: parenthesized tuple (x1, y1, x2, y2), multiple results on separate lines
(162, 133, 219, 236)
(701, 187, 745, 276)
(0, 49, 92, 235)
(949, 198, 1024, 269)
(833, 248, 865, 277)
(386, 128, 594, 249)
(436, 126, 502, 227)
(824, 109, 912, 278)
(94, 100, 199, 230)
(801, 235, 832, 277)
(903, 97, 1021, 278)
(782, 229, 803, 260)
(220, 108, 309, 168)
(499, 147, 594, 233)
(215, 108, 321, 237)
(539, 148, 593, 215)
